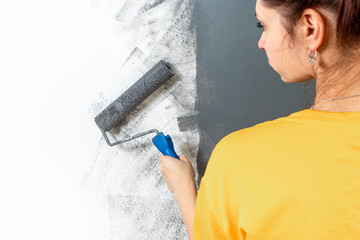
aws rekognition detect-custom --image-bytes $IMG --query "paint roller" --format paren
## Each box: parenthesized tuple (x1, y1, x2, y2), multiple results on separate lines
(95, 60, 179, 159)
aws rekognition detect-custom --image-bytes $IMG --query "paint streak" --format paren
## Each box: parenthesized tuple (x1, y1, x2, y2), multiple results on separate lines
(143, 0, 169, 11)
(108, 195, 187, 239)
(177, 114, 199, 132)
(85, 0, 198, 239)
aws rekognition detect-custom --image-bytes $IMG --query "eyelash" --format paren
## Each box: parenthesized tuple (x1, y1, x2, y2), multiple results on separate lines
(257, 22, 264, 29)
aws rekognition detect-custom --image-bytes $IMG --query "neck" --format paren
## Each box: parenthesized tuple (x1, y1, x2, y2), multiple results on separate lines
(311, 55, 360, 112)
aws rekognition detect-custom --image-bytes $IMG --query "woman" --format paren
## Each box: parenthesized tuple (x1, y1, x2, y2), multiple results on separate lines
(159, 0, 360, 239)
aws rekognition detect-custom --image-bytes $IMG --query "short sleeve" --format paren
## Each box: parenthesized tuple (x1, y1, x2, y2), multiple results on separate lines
(192, 181, 226, 239)
(192, 133, 245, 239)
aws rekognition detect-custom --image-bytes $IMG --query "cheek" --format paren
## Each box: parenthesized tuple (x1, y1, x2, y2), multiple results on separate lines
(267, 52, 282, 73)
(269, 48, 310, 82)
(264, 34, 291, 71)
(266, 47, 294, 79)
(265, 46, 284, 70)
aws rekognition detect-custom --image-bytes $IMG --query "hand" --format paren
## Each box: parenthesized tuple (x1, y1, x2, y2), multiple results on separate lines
(159, 154, 197, 239)
(158, 154, 197, 199)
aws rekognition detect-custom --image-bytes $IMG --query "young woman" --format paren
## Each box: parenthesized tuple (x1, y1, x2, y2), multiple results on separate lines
(159, 0, 360, 239)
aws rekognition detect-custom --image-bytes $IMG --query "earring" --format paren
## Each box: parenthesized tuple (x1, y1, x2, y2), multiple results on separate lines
(308, 50, 317, 65)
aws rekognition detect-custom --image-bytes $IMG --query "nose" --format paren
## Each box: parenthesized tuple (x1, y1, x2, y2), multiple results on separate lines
(258, 34, 265, 50)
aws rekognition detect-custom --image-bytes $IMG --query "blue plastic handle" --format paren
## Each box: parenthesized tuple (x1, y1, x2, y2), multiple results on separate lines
(152, 132, 179, 159)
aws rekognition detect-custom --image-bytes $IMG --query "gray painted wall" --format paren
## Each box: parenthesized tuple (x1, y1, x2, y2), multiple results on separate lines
(195, 0, 316, 179)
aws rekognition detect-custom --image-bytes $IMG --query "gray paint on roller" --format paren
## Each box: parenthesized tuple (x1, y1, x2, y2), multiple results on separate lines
(95, 60, 175, 131)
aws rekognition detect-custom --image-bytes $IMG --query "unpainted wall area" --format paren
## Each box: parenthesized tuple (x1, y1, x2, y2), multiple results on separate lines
(195, 0, 316, 179)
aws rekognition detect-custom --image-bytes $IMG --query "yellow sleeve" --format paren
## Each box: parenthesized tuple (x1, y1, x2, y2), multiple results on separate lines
(192, 132, 245, 239)
(192, 181, 227, 239)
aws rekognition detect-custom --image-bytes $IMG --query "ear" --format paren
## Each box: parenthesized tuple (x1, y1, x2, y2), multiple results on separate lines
(298, 8, 326, 51)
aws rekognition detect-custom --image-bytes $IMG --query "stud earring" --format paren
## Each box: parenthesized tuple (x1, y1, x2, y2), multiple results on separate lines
(308, 50, 317, 65)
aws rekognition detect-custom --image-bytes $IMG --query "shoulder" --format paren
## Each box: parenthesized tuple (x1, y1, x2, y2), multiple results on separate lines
(211, 111, 304, 161)
(222, 112, 296, 146)
(203, 111, 305, 181)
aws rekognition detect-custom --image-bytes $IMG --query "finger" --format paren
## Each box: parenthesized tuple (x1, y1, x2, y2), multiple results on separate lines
(178, 154, 189, 163)
(158, 155, 171, 163)
(159, 165, 167, 177)
(159, 155, 179, 163)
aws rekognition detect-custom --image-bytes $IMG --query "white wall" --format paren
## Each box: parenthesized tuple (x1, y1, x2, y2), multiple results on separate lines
(0, 0, 125, 239)
(0, 0, 197, 239)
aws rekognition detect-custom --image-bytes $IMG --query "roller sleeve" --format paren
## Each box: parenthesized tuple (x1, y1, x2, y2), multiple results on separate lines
(95, 60, 175, 131)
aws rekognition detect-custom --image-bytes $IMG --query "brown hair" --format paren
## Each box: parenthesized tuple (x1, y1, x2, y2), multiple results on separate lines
(261, 0, 360, 49)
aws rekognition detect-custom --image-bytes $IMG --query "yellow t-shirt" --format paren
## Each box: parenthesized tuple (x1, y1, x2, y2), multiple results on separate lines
(193, 109, 360, 239)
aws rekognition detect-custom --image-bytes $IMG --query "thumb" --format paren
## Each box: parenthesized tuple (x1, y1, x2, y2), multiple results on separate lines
(178, 154, 189, 163)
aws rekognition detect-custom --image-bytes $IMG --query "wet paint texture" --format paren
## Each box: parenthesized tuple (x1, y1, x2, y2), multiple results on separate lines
(95, 60, 174, 131)
(109, 196, 187, 239)
(85, 0, 198, 239)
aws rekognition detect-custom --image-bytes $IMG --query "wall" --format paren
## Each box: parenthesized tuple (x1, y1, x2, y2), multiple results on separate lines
(0, 0, 315, 239)
(1, 0, 197, 239)
(85, 0, 198, 239)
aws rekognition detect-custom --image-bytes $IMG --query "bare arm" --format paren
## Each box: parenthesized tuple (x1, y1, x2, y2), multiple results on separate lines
(159, 155, 197, 239)
(173, 177, 197, 239)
